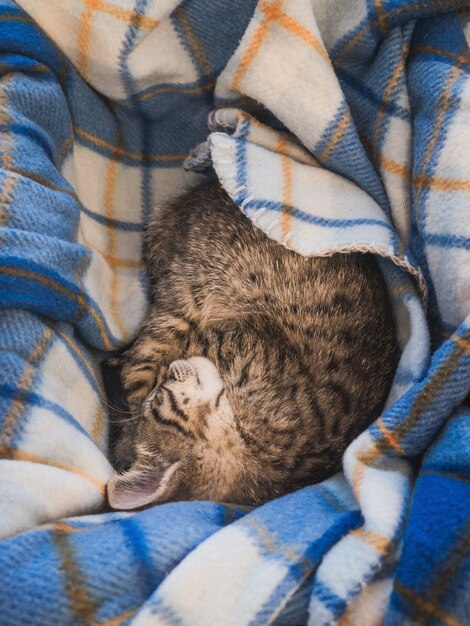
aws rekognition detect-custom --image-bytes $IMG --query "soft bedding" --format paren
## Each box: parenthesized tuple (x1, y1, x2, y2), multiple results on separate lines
(0, 1, 469, 625)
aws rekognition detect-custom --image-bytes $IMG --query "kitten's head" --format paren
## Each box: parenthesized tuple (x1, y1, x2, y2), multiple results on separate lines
(108, 357, 260, 509)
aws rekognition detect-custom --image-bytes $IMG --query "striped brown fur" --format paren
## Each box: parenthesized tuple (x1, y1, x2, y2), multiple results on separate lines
(107, 181, 399, 509)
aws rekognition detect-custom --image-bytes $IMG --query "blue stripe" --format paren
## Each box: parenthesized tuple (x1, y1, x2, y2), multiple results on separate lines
(314, 101, 350, 160)
(336, 68, 411, 122)
(393, 367, 424, 386)
(375, 323, 470, 453)
(121, 517, 160, 590)
(311, 579, 347, 617)
(0, 256, 119, 348)
(0, 53, 56, 74)
(410, 48, 470, 73)
(75, 133, 185, 169)
(424, 232, 470, 250)
(248, 567, 305, 626)
(117, 76, 214, 107)
(330, 13, 375, 60)
(147, 598, 186, 624)
(234, 120, 250, 191)
(171, 6, 212, 81)
(0, 123, 54, 162)
(117, 0, 152, 301)
(0, 384, 97, 443)
(0, 5, 62, 79)
(80, 204, 143, 232)
(50, 327, 104, 401)
(245, 197, 397, 233)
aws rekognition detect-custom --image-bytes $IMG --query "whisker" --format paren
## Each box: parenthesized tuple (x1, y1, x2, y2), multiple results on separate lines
(103, 399, 132, 415)
(107, 414, 142, 424)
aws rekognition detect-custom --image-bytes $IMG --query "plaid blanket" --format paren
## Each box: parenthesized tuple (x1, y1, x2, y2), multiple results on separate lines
(0, 1, 469, 624)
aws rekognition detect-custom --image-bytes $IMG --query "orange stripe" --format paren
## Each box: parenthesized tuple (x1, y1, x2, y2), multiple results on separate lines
(351, 457, 367, 499)
(174, 6, 213, 80)
(276, 12, 331, 64)
(98, 608, 139, 626)
(51, 522, 81, 533)
(278, 138, 293, 241)
(243, 114, 316, 164)
(137, 79, 215, 103)
(421, 469, 470, 484)
(1, 327, 54, 442)
(75, 126, 187, 163)
(54, 531, 97, 626)
(451, 334, 470, 354)
(351, 445, 380, 497)
(373, 38, 409, 148)
(363, 134, 470, 193)
(0, 62, 49, 74)
(0, 172, 17, 227)
(420, 64, 460, 171)
(375, 0, 388, 34)
(0, 14, 34, 25)
(335, 2, 466, 62)
(7, 165, 78, 199)
(350, 528, 392, 554)
(232, 0, 283, 91)
(376, 418, 404, 453)
(88, 0, 158, 30)
(414, 173, 470, 193)
(337, 612, 355, 626)
(395, 582, 465, 626)
(395, 330, 470, 441)
(415, 65, 461, 219)
(410, 45, 470, 69)
(334, 23, 370, 62)
(0, 266, 114, 350)
(41, 521, 92, 534)
(57, 136, 74, 165)
(0, 75, 16, 228)
(320, 110, 350, 162)
(79, 226, 142, 269)
(0, 448, 105, 492)
(103, 127, 128, 340)
(2, 365, 35, 441)
(77, 2, 94, 80)
(245, 518, 311, 576)
(360, 135, 412, 180)
(355, 332, 469, 459)
(90, 404, 106, 444)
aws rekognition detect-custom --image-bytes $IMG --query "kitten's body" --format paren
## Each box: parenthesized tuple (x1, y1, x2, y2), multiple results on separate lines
(109, 181, 399, 509)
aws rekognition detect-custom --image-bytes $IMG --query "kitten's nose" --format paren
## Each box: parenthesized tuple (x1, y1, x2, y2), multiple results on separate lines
(168, 359, 197, 382)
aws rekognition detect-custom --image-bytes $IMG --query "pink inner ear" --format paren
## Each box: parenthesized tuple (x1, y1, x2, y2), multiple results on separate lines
(107, 462, 178, 510)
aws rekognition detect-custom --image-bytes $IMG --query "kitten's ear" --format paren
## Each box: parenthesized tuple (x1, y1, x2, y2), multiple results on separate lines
(107, 461, 181, 510)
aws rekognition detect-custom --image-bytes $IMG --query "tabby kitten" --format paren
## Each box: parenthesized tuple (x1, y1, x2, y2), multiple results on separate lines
(107, 181, 399, 509)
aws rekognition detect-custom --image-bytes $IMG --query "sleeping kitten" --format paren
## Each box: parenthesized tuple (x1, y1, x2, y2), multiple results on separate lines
(107, 181, 399, 509)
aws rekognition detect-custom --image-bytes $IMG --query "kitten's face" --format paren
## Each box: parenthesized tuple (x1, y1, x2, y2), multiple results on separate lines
(108, 357, 247, 509)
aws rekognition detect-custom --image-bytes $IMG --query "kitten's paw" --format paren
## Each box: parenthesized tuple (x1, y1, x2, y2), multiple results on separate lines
(121, 359, 159, 410)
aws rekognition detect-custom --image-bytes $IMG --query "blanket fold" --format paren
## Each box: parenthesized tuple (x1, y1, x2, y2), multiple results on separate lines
(0, 1, 469, 625)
